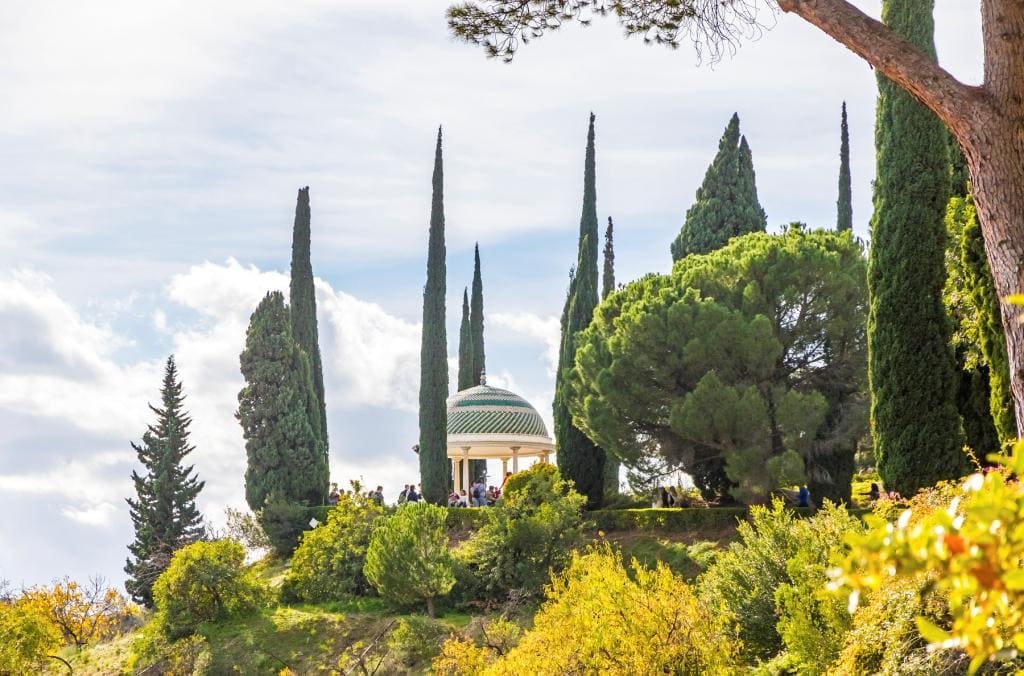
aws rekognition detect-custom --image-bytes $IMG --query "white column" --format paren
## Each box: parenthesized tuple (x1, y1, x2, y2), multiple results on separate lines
(462, 447, 471, 499)
(511, 446, 520, 473)
(501, 457, 508, 478)
(451, 459, 457, 492)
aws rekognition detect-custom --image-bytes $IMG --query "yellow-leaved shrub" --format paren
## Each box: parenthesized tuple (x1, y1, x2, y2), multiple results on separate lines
(483, 544, 739, 674)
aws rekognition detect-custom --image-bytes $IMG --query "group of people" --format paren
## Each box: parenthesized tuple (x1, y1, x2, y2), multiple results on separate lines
(327, 473, 513, 509)
(447, 478, 501, 508)
(327, 484, 385, 506)
(654, 486, 695, 508)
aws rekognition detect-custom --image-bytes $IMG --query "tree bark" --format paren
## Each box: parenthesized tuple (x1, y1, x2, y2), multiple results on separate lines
(779, 0, 1024, 435)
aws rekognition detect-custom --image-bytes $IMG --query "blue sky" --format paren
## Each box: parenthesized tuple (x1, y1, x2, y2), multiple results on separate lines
(0, 1, 981, 589)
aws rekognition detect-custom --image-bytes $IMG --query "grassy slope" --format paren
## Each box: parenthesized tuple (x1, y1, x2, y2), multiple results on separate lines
(49, 519, 745, 674)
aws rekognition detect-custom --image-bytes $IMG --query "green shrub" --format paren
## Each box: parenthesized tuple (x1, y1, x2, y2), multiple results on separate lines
(774, 502, 865, 672)
(589, 507, 748, 533)
(283, 493, 385, 602)
(152, 540, 270, 639)
(698, 500, 802, 662)
(388, 616, 450, 667)
(258, 494, 312, 555)
(458, 463, 586, 601)
(364, 502, 455, 617)
(445, 507, 490, 532)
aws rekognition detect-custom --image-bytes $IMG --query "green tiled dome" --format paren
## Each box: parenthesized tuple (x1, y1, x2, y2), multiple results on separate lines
(446, 385, 549, 438)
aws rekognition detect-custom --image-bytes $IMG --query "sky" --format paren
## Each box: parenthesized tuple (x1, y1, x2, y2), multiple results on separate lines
(0, 1, 982, 590)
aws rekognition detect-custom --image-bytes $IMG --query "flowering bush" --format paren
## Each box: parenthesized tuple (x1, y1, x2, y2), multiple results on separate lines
(831, 441, 1024, 673)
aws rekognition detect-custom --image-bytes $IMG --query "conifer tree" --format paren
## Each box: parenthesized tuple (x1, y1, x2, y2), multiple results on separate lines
(671, 113, 767, 261)
(602, 217, 615, 300)
(289, 186, 329, 458)
(601, 216, 619, 496)
(468, 245, 488, 481)
(837, 102, 853, 232)
(869, 0, 967, 496)
(555, 113, 606, 509)
(419, 128, 450, 505)
(470, 243, 485, 383)
(238, 291, 328, 516)
(457, 288, 474, 391)
(125, 356, 205, 607)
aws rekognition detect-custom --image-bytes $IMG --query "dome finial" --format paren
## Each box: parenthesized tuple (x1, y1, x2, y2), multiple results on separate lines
(479, 370, 487, 386)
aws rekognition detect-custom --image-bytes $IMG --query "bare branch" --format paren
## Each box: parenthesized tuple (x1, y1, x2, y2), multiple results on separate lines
(447, 0, 776, 64)
(777, 0, 985, 136)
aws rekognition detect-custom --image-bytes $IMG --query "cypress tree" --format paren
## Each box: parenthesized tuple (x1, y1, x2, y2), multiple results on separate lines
(457, 288, 474, 391)
(837, 102, 853, 232)
(671, 113, 767, 261)
(868, 0, 968, 496)
(289, 186, 329, 459)
(468, 245, 487, 482)
(419, 127, 450, 505)
(602, 216, 615, 300)
(470, 244, 485, 383)
(601, 216, 619, 497)
(125, 355, 205, 607)
(555, 113, 605, 509)
(238, 291, 328, 514)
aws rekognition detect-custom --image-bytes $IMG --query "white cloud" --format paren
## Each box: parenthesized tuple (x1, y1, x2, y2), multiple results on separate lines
(490, 312, 561, 376)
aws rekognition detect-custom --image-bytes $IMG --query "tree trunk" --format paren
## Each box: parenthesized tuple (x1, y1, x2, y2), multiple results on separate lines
(426, 596, 436, 618)
(780, 0, 1024, 436)
(961, 123, 1024, 436)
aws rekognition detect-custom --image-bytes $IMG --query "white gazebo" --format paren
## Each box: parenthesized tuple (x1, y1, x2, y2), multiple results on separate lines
(444, 380, 555, 493)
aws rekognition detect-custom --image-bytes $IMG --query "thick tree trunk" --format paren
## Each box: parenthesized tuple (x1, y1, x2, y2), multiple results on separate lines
(962, 123, 1024, 436)
(780, 0, 1024, 436)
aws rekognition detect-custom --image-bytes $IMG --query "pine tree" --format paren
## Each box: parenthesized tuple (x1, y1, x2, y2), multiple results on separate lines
(555, 113, 606, 509)
(837, 102, 853, 232)
(868, 0, 968, 496)
(419, 127, 450, 505)
(125, 356, 205, 607)
(289, 186, 329, 460)
(671, 113, 767, 261)
(457, 288, 474, 391)
(601, 216, 620, 497)
(238, 291, 328, 515)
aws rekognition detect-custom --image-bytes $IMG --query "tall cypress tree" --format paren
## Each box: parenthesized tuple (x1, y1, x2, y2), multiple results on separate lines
(419, 127, 450, 505)
(470, 244, 485, 383)
(869, 0, 967, 496)
(602, 217, 615, 299)
(125, 356, 205, 607)
(837, 102, 853, 232)
(468, 245, 488, 481)
(671, 113, 767, 261)
(457, 288, 474, 391)
(289, 186, 329, 460)
(555, 113, 606, 509)
(601, 216, 619, 496)
(238, 291, 328, 513)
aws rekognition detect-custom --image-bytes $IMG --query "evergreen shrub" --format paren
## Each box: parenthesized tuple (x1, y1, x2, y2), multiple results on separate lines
(364, 502, 455, 617)
(283, 493, 385, 603)
(458, 464, 586, 601)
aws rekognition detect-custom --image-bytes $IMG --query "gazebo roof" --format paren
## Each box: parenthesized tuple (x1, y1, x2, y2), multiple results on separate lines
(445, 384, 554, 457)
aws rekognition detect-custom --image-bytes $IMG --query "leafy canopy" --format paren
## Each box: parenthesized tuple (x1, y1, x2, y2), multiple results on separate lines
(284, 490, 387, 602)
(364, 501, 456, 617)
(571, 227, 867, 504)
